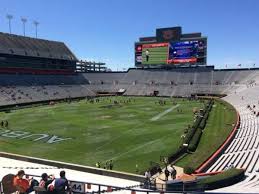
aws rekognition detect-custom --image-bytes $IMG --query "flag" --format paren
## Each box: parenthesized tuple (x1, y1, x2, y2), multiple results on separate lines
(237, 64, 241, 67)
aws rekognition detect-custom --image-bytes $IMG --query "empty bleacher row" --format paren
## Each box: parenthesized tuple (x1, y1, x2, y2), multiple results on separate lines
(0, 32, 77, 60)
(206, 85, 259, 191)
(0, 85, 95, 106)
(0, 73, 92, 105)
(83, 68, 259, 86)
(0, 68, 257, 107)
(83, 69, 259, 97)
(0, 73, 88, 86)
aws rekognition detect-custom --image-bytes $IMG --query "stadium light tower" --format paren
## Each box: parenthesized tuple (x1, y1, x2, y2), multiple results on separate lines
(33, 21, 39, 38)
(21, 17, 27, 36)
(6, 14, 13, 34)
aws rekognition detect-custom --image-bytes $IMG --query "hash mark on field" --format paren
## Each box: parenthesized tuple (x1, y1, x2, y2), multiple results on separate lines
(150, 104, 180, 121)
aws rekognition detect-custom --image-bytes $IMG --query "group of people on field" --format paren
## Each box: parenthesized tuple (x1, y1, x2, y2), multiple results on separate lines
(95, 160, 114, 170)
(12, 170, 70, 194)
(0, 120, 9, 128)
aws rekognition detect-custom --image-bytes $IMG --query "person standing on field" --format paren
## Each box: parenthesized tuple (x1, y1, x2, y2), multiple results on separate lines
(109, 160, 114, 170)
(145, 49, 150, 62)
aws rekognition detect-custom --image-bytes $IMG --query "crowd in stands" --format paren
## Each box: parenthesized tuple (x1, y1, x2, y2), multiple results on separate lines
(10, 170, 70, 194)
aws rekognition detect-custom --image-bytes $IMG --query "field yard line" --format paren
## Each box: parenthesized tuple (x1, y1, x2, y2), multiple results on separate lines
(150, 104, 180, 121)
(108, 138, 163, 161)
(95, 104, 180, 151)
(95, 122, 144, 151)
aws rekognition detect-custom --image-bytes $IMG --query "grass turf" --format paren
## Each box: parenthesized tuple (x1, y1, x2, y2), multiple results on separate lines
(142, 46, 168, 65)
(175, 100, 237, 170)
(0, 97, 204, 173)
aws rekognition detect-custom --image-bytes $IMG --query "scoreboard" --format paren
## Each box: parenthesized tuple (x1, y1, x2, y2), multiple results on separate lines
(135, 27, 207, 66)
(135, 39, 207, 66)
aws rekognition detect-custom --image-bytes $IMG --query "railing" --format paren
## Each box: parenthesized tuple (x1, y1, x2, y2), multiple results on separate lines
(1, 174, 257, 194)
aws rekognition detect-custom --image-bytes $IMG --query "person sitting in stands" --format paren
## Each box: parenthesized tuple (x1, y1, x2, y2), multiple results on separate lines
(39, 173, 51, 189)
(13, 170, 29, 194)
(54, 171, 70, 194)
(225, 162, 234, 170)
(228, 162, 234, 169)
(39, 173, 48, 188)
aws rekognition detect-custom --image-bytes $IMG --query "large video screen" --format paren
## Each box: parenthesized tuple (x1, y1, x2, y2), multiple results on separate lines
(135, 43, 169, 65)
(168, 40, 206, 64)
(135, 39, 206, 66)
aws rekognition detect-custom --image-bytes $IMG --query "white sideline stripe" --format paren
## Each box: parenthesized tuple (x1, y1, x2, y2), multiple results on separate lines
(150, 104, 180, 121)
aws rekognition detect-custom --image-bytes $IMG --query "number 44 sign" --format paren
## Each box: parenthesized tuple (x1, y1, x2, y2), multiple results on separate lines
(70, 182, 85, 193)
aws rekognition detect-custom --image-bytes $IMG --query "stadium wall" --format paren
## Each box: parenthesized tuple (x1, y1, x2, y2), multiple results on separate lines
(0, 152, 145, 182)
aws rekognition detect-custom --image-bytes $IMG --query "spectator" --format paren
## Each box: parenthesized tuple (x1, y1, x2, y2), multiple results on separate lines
(13, 170, 29, 194)
(105, 161, 109, 169)
(224, 163, 234, 170)
(144, 170, 151, 179)
(157, 166, 162, 174)
(144, 169, 151, 188)
(170, 165, 177, 179)
(4, 120, 8, 128)
(39, 173, 54, 190)
(164, 167, 170, 181)
(54, 171, 70, 194)
(95, 162, 101, 168)
(135, 164, 139, 173)
(228, 162, 234, 169)
(109, 160, 113, 170)
(39, 173, 48, 188)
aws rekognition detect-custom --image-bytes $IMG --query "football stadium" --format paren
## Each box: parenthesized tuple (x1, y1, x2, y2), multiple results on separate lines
(0, 1, 259, 194)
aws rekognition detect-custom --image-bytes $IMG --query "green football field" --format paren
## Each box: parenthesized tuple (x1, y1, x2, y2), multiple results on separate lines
(142, 46, 168, 65)
(0, 97, 205, 173)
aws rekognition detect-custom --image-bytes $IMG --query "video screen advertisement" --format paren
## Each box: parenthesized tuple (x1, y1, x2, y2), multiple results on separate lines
(135, 39, 207, 66)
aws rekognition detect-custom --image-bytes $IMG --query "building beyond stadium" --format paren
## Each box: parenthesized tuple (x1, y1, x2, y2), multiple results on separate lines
(135, 26, 207, 67)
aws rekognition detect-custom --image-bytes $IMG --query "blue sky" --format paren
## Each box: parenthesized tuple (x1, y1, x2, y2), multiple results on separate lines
(0, 0, 259, 70)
